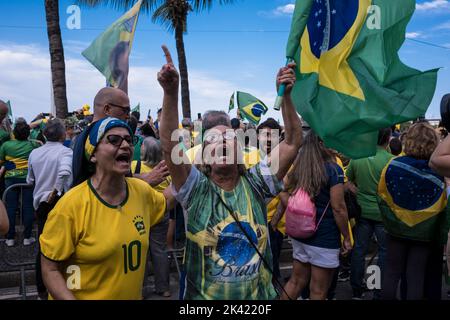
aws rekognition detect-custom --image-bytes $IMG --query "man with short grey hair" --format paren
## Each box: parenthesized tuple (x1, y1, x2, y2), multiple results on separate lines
(27, 118, 73, 300)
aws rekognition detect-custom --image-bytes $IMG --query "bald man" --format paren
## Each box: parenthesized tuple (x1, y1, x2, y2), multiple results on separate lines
(72, 87, 169, 188)
(72, 88, 130, 187)
(92, 87, 131, 122)
(0, 100, 11, 146)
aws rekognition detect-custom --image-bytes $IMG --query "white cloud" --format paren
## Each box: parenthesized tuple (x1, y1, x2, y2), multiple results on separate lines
(0, 42, 277, 122)
(416, 0, 450, 11)
(272, 4, 295, 16)
(406, 32, 422, 39)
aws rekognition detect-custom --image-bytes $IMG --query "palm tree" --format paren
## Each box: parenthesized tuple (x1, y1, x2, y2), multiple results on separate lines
(78, 0, 236, 120)
(45, 0, 68, 118)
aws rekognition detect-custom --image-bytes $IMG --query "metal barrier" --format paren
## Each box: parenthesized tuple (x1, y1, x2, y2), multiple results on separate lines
(1, 183, 35, 300)
(166, 204, 186, 281)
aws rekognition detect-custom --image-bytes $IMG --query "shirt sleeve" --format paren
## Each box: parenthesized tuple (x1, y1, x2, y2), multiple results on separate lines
(55, 148, 73, 194)
(0, 144, 5, 163)
(170, 166, 201, 208)
(248, 157, 284, 203)
(26, 153, 35, 185)
(329, 163, 345, 187)
(148, 186, 167, 228)
(40, 205, 77, 262)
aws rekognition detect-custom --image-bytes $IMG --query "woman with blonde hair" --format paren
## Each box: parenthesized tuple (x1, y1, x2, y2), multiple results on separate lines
(281, 131, 351, 300)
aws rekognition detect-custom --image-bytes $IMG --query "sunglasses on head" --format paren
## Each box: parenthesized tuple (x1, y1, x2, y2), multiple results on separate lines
(105, 134, 137, 146)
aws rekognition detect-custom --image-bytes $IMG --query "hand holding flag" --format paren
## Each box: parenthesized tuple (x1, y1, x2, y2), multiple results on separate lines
(276, 62, 297, 97)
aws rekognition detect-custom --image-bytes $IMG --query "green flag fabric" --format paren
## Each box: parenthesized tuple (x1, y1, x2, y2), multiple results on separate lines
(230, 91, 268, 125)
(132, 103, 140, 114)
(82, 0, 142, 91)
(286, 0, 438, 159)
(6, 100, 12, 119)
(228, 92, 235, 112)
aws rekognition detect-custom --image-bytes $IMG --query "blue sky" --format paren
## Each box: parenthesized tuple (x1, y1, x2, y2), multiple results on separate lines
(0, 0, 449, 122)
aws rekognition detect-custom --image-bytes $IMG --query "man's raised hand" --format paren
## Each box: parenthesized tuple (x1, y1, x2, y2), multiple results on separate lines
(157, 45, 179, 94)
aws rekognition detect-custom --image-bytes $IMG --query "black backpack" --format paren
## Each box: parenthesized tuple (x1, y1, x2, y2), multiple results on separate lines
(344, 190, 361, 221)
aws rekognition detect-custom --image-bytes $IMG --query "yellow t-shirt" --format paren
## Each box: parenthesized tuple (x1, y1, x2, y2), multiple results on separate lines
(40, 178, 166, 300)
(130, 161, 171, 192)
(267, 196, 286, 235)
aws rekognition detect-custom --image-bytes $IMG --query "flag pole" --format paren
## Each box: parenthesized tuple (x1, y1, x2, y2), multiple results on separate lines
(274, 58, 290, 111)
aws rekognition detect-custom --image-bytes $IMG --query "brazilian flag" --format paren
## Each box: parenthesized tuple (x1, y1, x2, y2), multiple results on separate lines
(286, 0, 438, 159)
(378, 157, 447, 242)
(82, 0, 142, 92)
(229, 91, 268, 125)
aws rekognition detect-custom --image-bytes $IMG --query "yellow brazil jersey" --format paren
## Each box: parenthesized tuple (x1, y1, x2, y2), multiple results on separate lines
(130, 161, 171, 193)
(266, 196, 286, 235)
(40, 178, 166, 300)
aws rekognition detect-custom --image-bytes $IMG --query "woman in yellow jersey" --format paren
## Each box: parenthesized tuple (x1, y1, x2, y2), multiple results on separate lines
(40, 117, 173, 300)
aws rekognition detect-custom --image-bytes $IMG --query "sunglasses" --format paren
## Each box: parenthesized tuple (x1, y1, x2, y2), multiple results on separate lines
(105, 134, 137, 146)
(204, 131, 236, 144)
(108, 103, 131, 115)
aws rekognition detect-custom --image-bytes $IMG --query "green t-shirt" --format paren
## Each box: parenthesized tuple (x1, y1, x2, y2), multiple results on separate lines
(173, 160, 282, 300)
(346, 147, 394, 221)
(0, 140, 36, 179)
(0, 129, 10, 146)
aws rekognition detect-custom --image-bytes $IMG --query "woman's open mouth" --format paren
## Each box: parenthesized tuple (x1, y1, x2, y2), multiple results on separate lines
(115, 153, 131, 165)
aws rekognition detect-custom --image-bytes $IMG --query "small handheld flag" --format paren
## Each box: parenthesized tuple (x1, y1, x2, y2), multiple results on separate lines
(6, 100, 13, 120)
(132, 103, 141, 114)
(230, 91, 268, 125)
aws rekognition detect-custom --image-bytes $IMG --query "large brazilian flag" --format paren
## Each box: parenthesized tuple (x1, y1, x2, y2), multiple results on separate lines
(286, 0, 438, 159)
(82, 0, 142, 92)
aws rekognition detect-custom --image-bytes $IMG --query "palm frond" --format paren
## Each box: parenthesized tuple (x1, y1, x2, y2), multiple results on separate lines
(190, 0, 237, 12)
(151, 4, 176, 32)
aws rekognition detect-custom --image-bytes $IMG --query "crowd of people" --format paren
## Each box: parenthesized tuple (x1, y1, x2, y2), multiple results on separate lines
(0, 46, 449, 300)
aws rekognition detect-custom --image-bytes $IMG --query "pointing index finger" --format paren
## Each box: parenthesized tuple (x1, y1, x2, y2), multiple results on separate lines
(162, 45, 174, 65)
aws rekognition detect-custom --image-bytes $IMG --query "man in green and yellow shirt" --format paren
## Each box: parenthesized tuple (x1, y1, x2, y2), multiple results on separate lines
(346, 128, 393, 299)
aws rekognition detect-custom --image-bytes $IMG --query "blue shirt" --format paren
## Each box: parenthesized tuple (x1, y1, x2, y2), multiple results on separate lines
(296, 162, 344, 249)
(71, 126, 92, 187)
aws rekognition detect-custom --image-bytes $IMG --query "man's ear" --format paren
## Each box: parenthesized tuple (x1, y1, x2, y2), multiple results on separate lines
(104, 105, 110, 116)
(90, 155, 97, 164)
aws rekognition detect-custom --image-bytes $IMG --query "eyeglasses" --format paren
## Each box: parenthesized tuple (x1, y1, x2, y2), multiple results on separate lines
(105, 134, 137, 146)
(204, 131, 236, 144)
(107, 103, 131, 115)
